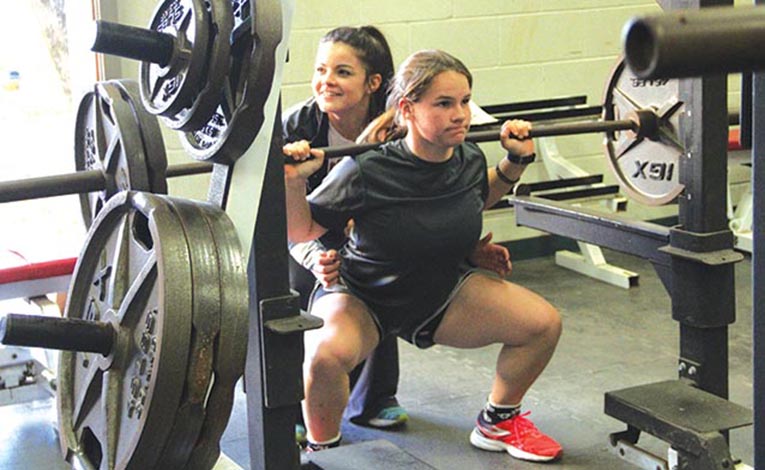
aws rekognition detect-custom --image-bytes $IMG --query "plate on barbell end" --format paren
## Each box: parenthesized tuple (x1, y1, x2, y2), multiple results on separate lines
(75, 83, 152, 229)
(179, 0, 282, 164)
(58, 191, 194, 469)
(161, 0, 233, 132)
(602, 58, 685, 206)
(152, 197, 224, 468)
(139, 0, 211, 119)
(181, 201, 248, 470)
(112, 80, 169, 196)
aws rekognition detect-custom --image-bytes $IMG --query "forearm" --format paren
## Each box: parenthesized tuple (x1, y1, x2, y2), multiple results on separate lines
(285, 175, 323, 243)
(484, 157, 527, 209)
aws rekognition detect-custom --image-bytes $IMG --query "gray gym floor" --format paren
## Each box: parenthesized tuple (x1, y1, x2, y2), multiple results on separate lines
(0, 248, 754, 469)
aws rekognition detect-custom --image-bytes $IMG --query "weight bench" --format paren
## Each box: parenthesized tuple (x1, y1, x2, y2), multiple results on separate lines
(0, 251, 76, 302)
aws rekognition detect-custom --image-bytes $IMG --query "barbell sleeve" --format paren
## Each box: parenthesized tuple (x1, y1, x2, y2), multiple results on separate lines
(0, 171, 106, 203)
(0, 314, 115, 356)
(165, 161, 214, 178)
(0, 162, 217, 204)
(623, 6, 765, 79)
(91, 20, 176, 67)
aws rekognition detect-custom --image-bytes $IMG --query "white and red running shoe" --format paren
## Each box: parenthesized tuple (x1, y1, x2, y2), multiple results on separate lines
(470, 410, 563, 462)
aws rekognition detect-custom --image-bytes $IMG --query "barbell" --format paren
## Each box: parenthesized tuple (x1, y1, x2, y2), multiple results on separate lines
(0, 59, 684, 215)
(303, 59, 686, 206)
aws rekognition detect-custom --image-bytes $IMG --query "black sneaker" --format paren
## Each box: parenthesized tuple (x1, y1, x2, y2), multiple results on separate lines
(305, 436, 341, 453)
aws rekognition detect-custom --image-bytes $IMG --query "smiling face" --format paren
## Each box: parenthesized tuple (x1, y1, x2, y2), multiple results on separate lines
(311, 41, 379, 122)
(402, 70, 472, 159)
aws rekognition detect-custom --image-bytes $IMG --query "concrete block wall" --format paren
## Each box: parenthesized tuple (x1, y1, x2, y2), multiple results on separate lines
(96, 0, 750, 242)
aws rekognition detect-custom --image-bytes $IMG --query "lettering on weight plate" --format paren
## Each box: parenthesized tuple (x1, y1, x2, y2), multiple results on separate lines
(630, 78, 670, 87)
(632, 160, 674, 181)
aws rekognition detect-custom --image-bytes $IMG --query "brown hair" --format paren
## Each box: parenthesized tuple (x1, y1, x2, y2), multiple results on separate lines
(359, 49, 473, 143)
(320, 25, 395, 120)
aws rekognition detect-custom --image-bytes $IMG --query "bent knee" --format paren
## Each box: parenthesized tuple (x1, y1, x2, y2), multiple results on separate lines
(545, 305, 562, 340)
(305, 342, 359, 376)
(528, 303, 562, 342)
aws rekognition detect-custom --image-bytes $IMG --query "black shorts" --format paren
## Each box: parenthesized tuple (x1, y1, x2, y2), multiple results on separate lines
(309, 269, 481, 349)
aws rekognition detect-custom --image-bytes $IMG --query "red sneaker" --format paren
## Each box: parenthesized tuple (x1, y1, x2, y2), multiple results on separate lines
(470, 411, 563, 462)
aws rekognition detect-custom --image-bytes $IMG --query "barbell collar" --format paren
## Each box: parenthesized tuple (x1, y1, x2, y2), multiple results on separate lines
(91, 20, 176, 67)
(0, 314, 115, 356)
(623, 6, 765, 79)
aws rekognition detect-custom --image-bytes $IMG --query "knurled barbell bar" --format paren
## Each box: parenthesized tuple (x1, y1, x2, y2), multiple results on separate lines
(317, 117, 640, 159)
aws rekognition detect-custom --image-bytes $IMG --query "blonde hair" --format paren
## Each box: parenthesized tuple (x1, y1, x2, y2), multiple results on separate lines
(359, 50, 473, 143)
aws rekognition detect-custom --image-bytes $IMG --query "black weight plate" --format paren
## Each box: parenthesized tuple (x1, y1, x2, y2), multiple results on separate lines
(162, 0, 234, 132)
(139, 0, 211, 118)
(179, 0, 282, 164)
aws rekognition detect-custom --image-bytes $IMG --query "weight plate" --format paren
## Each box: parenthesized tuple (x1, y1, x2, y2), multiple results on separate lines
(112, 80, 169, 197)
(162, 0, 234, 131)
(139, 0, 211, 118)
(153, 197, 223, 468)
(603, 58, 685, 206)
(179, 0, 282, 164)
(58, 191, 193, 469)
(74, 83, 151, 229)
(182, 200, 248, 470)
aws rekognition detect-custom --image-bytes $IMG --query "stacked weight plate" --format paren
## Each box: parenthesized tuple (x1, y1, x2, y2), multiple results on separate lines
(92, 0, 282, 165)
(57, 191, 247, 470)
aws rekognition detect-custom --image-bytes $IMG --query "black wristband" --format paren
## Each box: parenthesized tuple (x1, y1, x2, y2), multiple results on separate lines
(495, 162, 520, 186)
(504, 151, 536, 165)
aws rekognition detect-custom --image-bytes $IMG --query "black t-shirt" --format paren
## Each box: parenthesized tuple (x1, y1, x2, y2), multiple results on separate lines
(308, 139, 489, 332)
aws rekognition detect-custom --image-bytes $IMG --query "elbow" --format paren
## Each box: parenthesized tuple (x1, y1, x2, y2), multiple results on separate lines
(287, 221, 317, 244)
(287, 227, 309, 244)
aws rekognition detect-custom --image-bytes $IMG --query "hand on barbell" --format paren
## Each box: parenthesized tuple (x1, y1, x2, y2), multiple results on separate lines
(499, 119, 535, 158)
(283, 140, 325, 179)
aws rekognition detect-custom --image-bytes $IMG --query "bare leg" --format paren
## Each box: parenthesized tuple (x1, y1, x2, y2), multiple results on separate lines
(302, 293, 379, 443)
(433, 274, 561, 405)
